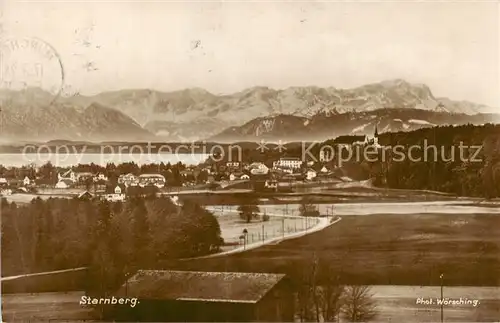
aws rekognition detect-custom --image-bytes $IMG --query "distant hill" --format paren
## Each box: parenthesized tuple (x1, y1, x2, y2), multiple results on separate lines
(0, 89, 154, 142)
(209, 108, 500, 142)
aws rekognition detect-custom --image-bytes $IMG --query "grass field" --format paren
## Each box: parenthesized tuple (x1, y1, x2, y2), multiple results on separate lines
(2, 193, 74, 204)
(216, 212, 318, 245)
(172, 213, 500, 287)
(371, 285, 500, 322)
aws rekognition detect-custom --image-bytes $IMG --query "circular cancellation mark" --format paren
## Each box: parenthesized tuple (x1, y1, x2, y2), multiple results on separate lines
(0, 36, 65, 108)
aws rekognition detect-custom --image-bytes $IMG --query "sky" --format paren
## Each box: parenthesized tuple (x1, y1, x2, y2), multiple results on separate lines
(2, 1, 499, 109)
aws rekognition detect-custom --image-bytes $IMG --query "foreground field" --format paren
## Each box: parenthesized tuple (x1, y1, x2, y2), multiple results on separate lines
(172, 213, 500, 286)
(3, 286, 499, 322)
(371, 285, 500, 322)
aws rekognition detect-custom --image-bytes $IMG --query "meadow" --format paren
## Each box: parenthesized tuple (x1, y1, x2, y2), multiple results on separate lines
(172, 213, 500, 287)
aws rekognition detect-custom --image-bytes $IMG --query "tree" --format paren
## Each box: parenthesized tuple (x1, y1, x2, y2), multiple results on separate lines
(208, 182, 220, 190)
(32, 199, 53, 271)
(197, 170, 209, 183)
(299, 196, 319, 217)
(82, 177, 92, 191)
(317, 263, 344, 322)
(237, 197, 260, 223)
(295, 261, 317, 322)
(37, 161, 57, 185)
(184, 203, 222, 253)
(129, 197, 151, 265)
(294, 255, 345, 323)
(340, 286, 377, 322)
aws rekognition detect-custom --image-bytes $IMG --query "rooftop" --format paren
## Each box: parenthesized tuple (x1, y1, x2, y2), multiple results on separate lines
(115, 270, 286, 303)
(138, 174, 165, 178)
(57, 179, 74, 185)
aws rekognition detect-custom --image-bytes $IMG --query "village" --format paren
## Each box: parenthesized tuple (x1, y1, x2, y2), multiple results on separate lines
(0, 158, 345, 201)
(0, 130, 382, 202)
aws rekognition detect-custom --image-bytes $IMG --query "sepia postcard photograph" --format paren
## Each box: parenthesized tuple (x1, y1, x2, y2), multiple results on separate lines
(1, 1, 499, 322)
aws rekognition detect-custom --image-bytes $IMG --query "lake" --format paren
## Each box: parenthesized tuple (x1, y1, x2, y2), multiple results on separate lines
(0, 153, 211, 167)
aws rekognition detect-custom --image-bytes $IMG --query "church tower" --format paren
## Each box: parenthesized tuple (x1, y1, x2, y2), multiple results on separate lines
(373, 124, 379, 146)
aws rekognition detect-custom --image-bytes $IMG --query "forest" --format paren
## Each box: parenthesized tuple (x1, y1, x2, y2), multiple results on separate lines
(283, 124, 500, 198)
(1, 196, 223, 293)
(370, 124, 500, 197)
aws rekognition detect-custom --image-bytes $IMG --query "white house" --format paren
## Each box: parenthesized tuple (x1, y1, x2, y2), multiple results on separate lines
(138, 174, 166, 188)
(264, 179, 278, 190)
(273, 157, 303, 170)
(305, 169, 317, 181)
(0, 178, 7, 186)
(249, 162, 269, 175)
(55, 179, 73, 189)
(104, 185, 126, 202)
(93, 173, 108, 182)
(229, 173, 237, 181)
(58, 170, 76, 182)
(118, 173, 139, 187)
(23, 176, 31, 186)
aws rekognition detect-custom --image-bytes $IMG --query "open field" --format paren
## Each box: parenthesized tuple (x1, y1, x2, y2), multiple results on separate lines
(259, 201, 500, 216)
(371, 285, 500, 322)
(172, 213, 500, 286)
(1, 179, 474, 205)
(174, 184, 463, 205)
(1, 193, 74, 204)
(217, 213, 318, 245)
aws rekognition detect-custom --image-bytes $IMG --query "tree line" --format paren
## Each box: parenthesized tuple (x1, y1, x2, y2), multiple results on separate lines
(369, 124, 500, 198)
(290, 124, 500, 198)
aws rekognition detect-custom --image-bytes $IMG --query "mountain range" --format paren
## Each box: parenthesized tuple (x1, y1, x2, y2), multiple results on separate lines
(0, 79, 498, 143)
(209, 109, 500, 143)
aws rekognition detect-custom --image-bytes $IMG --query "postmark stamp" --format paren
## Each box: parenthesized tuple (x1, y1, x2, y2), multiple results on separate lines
(0, 36, 65, 108)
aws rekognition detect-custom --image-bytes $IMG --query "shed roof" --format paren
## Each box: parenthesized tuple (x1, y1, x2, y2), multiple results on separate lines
(115, 270, 286, 303)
